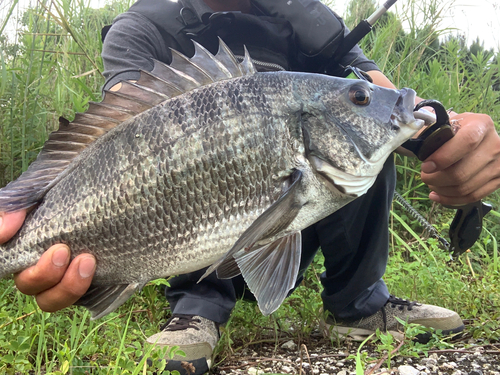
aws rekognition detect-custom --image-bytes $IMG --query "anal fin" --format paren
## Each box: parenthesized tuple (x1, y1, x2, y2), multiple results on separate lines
(74, 282, 143, 320)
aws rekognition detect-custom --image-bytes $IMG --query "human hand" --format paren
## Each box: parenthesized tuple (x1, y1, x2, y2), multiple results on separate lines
(421, 112, 500, 206)
(0, 210, 96, 312)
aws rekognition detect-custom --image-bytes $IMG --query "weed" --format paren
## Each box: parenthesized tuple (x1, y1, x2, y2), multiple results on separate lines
(0, 0, 499, 373)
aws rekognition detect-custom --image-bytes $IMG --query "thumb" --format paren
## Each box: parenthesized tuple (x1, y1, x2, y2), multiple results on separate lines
(0, 210, 27, 244)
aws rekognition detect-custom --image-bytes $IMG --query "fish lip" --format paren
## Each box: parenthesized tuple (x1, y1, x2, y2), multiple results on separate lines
(391, 114, 425, 134)
(396, 88, 425, 132)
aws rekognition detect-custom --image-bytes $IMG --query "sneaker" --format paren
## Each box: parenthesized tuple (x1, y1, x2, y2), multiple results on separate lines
(324, 295, 464, 343)
(146, 314, 219, 375)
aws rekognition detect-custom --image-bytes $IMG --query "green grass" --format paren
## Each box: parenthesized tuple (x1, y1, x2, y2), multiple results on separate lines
(1, 0, 499, 373)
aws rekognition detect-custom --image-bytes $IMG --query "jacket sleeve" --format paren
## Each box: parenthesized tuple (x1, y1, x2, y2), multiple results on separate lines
(101, 11, 179, 91)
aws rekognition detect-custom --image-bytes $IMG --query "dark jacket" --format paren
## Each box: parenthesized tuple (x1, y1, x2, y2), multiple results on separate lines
(101, 0, 379, 90)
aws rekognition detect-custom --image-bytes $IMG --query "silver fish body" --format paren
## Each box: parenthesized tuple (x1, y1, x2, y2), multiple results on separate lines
(0, 42, 423, 318)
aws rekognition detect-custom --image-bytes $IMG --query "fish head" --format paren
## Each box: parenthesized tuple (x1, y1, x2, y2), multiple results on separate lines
(301, 77, 424, 197)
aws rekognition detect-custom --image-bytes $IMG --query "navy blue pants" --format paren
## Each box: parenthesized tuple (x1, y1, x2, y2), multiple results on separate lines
(165, 158, 395, 324)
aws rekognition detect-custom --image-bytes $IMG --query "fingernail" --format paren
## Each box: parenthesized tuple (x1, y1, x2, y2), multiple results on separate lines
(421, 161, 437, 173)
(429, 192, 441, 203)
(79, 256, 96, 278)
(52, 245, 70, 267)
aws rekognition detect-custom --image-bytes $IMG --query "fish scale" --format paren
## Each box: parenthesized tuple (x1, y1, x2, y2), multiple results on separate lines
(0, 40, 423, 318)
(5, 76, 289, 277)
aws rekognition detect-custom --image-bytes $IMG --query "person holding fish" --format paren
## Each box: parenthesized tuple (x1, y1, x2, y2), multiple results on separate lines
(1, 0, 499, 374)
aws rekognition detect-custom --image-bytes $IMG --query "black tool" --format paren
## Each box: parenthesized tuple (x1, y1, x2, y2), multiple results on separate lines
(402, 100, 492, 256)
(334, 0, 398, 62)
(338, 3, 492, 256)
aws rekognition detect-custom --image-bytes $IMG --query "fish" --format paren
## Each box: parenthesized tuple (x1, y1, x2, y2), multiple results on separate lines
(0, 39, 423, 319)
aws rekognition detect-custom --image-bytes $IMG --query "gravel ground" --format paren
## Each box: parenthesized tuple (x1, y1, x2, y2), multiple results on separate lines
(212, 336, 500, 375)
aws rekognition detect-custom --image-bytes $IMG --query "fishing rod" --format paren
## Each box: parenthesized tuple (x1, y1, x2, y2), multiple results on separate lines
(334, 0, 398, 61)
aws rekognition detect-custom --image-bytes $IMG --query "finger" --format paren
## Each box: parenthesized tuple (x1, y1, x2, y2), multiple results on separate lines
(429, 177, 500, 205)
(0, 210, 26, 244)
(421, 113, 492, 173)
(35, 254, 96, 312)
(14, 244, 71, 295)
(422, 151, 488, 188)
(422, 136, 500, 189)
(426, 158, 500, 197)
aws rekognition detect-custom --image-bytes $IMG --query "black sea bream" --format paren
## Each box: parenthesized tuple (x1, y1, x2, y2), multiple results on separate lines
(0, 40, 423, 318)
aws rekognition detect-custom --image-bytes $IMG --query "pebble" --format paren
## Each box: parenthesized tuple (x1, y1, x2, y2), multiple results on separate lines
(398, 365, 420, 375)
(246, 367, 263, 375)
(421, 357, 438, 366)
(215, 343, 500, 375)
(281, 340, 297, 350)
(440, 361, 458, 369)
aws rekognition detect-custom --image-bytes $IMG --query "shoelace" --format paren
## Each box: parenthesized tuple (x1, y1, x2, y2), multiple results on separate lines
(386, 295, 420, 311)
(160, 314, 201, 332)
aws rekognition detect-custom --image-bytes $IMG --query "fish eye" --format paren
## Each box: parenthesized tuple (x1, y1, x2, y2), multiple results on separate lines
(349, 85, 371, 106)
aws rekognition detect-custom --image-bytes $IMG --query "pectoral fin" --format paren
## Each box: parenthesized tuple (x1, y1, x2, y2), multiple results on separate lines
(201, 169, 303, 280)
(234, 231, 302, 315)
(75, 282, 144, 320)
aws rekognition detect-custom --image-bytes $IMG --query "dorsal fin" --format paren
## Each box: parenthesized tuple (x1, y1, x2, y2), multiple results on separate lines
(0, 38, 256, 212)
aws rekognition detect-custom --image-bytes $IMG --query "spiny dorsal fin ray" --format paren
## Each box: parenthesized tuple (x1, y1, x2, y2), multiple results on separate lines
(0, 38, 256, 212)
(137, 69, 184, 97)
(170, 49, 214, 85)
(85, 102, 136, 121)
(149, 60, 199, 91)
(189, 41, 233, 81)
(214, 40, 243, 77)
(240, 46, 257, 75)
(113, 81, 169, 106)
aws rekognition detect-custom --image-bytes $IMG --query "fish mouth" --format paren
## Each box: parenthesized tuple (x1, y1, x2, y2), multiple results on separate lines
(309, 155, 377, 197)
(365, 88, 424, 165)
(392, 88, 425, 134)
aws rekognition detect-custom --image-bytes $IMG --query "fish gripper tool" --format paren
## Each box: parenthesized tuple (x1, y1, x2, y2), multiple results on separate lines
(402, 99, 492, 257)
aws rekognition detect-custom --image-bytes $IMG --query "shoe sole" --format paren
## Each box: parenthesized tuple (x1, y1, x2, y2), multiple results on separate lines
(164, 357, 210, 375)
(143, 356, 210, 375)
(329, 325, 405, 342)
(144, 341, 213, 374)
(327, 324, 465, 343)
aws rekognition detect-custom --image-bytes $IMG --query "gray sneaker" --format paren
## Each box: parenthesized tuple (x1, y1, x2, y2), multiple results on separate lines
(325, 295, 464, 343)
(146, 314, 219, 375)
